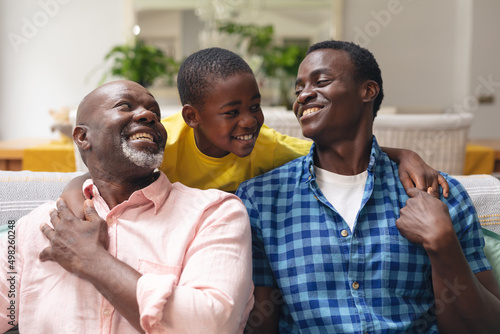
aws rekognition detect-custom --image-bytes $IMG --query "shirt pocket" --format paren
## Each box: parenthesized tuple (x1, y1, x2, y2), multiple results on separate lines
(383, 234, 432, 298)
(138, 259, 182, 279)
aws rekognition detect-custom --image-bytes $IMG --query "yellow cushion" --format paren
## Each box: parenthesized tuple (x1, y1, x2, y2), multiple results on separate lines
(464, 144, 495, 175)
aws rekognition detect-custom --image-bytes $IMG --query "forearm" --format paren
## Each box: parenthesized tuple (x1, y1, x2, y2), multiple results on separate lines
(80, 250, 143, 333)
(380, 146, 406, 163)
(143, 244, 253, 332)
(156, 283, 252, 334)
(427, 234, 500, 333)
(60, 172, 90, 219)
(150, 201, 253, 333)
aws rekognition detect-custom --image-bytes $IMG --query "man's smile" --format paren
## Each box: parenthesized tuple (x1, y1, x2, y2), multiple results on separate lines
(129, 132, 154, 142)
(302, 107, 323, 117)
(124, 124, 165, 151)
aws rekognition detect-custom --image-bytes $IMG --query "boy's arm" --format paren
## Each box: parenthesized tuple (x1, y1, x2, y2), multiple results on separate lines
(60, 172, 90, 219)
(382, 147, 449, 198)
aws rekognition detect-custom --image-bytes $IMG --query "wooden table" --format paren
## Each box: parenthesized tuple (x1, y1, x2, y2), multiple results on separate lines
(469, 139, 500, 173)
(0, 138, 51, 171)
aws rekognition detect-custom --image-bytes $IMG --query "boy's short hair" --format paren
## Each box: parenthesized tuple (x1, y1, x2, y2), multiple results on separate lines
(307, 40, 384, 118)
(177, 47, 254, 109)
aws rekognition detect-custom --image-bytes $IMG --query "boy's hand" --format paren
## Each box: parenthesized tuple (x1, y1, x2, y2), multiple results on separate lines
(396, 149, 449, 198)
(39, 199, 109, 278)
(396, 187, 455, 250)
(60, 173, 90, 220)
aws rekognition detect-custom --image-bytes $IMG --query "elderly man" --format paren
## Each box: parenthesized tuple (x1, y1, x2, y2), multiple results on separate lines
(0, 80, 253, 333)
(236, 40, 500, 333)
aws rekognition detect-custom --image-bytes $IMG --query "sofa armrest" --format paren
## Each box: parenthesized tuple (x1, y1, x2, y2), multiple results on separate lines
(453, 174, 500, 286)
(0, 170, 84, 234)
(453, 174, 500, 234)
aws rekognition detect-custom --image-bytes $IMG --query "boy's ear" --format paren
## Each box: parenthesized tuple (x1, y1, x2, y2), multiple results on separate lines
(182, 104, 200, 129)
(73, 125, 91, 151)
(362, 80, 380, 103)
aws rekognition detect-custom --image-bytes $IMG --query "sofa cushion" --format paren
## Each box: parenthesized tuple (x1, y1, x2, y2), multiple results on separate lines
(0, 171, 83, 234)
(483, 228, 500, 286)
(453, 174, 500, 234)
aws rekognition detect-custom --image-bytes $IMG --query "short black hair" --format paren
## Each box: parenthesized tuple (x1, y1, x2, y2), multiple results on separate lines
(307, 40, 384, 117)
(177, 47, 254, 109)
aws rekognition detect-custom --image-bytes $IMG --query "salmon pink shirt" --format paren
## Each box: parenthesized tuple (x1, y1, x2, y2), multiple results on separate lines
(0, 172, 253, 333)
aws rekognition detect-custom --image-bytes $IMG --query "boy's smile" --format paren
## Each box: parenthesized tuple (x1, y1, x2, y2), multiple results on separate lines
(190, 72, 264, 158)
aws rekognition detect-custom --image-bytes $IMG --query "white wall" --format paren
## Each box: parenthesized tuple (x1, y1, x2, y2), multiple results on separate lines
(343, 0, 461, 108)
(0, 0, 130, 140)
(1, 0, 498, 140)
(137, 10, 182, 59)
(342, 0, 500, 139)
(467, 0, 500, 139)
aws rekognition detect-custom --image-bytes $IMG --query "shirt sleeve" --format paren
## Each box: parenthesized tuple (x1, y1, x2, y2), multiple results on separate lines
(136, 195, 254, 334)
(445, 175, 492, 274)
(236, 182, 277, 288)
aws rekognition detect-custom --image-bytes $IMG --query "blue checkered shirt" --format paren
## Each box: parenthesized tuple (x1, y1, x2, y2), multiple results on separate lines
(235, 137, 491, 334)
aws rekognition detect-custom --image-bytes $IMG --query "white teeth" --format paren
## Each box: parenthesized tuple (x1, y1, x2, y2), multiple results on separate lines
(235, 134, 254, 141)
(129, 132, 154, 142)
(302, 107, 322, 116)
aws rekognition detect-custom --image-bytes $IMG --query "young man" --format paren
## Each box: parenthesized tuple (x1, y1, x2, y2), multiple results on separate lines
(0, 80, 253, 333)
(236, 40, 500, 333)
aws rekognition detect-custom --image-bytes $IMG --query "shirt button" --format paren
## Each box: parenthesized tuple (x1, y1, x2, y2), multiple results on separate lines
(103, 309, 112, 317)
(341, 229, 349, 237)
(352, 281, 360, 290)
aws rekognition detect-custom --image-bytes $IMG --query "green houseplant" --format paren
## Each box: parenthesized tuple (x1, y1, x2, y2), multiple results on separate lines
(101, 39, 178, 88)
(261, 44, 307, 109)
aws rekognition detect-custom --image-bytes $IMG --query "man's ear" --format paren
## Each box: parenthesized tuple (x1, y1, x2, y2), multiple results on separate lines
(73, 125, 91, 151)
(181, 104, 200, 129)
(362, 80, 380, 103)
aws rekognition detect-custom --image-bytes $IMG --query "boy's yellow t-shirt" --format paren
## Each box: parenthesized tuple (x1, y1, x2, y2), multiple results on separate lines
(160, 111, 312, 192)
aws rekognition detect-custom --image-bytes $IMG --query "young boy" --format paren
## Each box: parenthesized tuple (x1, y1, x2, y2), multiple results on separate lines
(62, 47, 447, 212)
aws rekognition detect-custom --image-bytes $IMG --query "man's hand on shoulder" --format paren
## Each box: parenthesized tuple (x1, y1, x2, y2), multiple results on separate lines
(396, 187, 456, 252)
(39, 199, 109, 278)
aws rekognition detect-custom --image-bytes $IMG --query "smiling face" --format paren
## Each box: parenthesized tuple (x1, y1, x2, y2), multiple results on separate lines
(76, 80, 167, 174)
(293, 49, 375, 145)
(188, 72, 264, 158)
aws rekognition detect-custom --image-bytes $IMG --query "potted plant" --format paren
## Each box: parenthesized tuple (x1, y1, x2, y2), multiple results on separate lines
(261, 44, 307, 109)
(101, 39, 178, 88)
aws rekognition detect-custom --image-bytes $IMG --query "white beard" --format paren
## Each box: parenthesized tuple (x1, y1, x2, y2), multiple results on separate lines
(121, 140, 163, 169)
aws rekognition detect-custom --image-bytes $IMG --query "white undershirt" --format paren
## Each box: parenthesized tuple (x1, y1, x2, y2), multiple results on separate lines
(314, 165, 368, 232)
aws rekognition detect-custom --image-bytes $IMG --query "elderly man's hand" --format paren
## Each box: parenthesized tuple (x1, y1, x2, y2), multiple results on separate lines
(39, 199, 109, 277)
(396, 187, 455, 252)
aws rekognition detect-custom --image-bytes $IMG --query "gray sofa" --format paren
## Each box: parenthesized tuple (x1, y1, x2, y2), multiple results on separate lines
(1, 170, 500, 282)
(0, 171, 83, 235)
